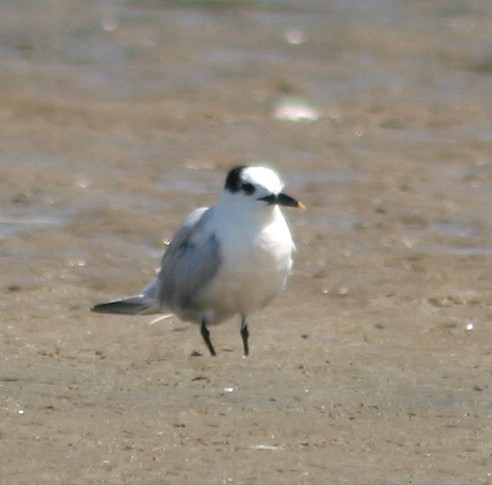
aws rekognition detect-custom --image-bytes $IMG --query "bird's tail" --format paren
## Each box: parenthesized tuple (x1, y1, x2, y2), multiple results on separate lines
(91, 281, 160, 315)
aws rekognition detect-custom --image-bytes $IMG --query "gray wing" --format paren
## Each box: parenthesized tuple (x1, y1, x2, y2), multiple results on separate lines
(157, 206, 221, 321)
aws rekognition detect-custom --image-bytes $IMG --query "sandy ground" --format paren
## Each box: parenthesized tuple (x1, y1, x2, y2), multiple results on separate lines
(1, 1, 492, 484)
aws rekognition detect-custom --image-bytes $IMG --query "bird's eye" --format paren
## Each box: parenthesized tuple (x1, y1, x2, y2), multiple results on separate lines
(240, 183, 255, 195)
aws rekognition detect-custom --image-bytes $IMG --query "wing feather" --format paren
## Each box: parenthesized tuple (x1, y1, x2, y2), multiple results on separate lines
(157, 207, 220, 321)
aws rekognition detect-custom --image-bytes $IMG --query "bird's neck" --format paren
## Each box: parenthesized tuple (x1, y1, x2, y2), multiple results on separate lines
(217, 194, 278, 225)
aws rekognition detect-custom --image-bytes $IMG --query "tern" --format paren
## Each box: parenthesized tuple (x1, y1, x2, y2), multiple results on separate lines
(92, 165, 303, 356)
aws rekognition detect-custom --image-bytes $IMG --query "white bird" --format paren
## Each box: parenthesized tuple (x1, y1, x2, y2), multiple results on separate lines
(92, 165, 303, 356)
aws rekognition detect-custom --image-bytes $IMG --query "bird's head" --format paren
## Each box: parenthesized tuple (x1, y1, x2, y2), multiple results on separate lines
(222, 165, 304, 213)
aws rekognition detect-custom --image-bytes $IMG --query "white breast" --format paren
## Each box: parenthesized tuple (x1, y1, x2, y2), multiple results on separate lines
(199, 207, 294, 323)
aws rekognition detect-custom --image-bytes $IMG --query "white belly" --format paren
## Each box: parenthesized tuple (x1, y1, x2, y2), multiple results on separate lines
(199, 215, 294, 323)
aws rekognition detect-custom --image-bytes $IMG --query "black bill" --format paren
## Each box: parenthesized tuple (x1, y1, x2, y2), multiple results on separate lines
(258, 192, 305, 209)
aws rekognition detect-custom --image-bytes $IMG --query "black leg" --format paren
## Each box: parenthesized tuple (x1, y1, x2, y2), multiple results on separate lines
(200, 319, 216, 356)
(240, 315, 249, 357)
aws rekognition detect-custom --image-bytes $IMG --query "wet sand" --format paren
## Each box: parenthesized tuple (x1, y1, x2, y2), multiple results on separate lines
(1, 1, 492, 484)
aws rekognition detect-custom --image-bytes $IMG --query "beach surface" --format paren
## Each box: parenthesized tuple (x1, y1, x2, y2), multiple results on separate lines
(1, 1, 492, 483)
